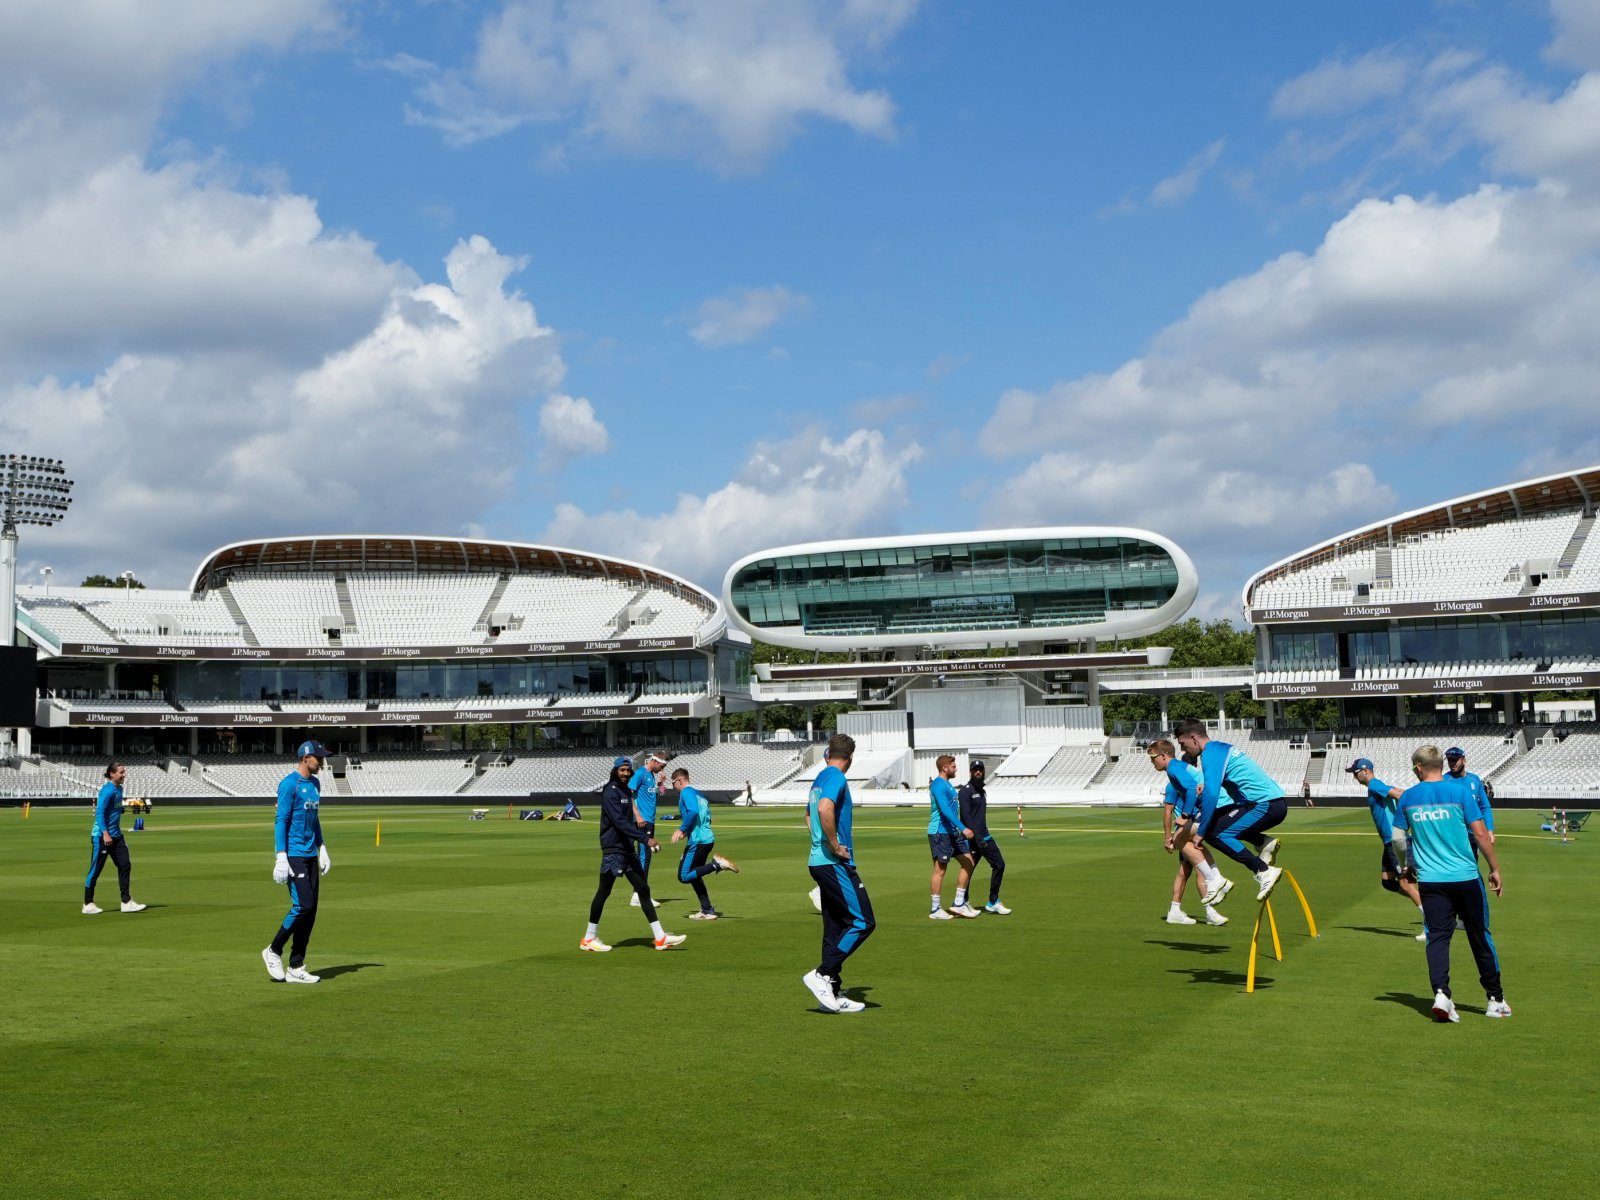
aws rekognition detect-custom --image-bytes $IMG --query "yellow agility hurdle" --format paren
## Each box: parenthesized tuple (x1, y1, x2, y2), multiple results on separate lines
(1246, 862, 1318, 994)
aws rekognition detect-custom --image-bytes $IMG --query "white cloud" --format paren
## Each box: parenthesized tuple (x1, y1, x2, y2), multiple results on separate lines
(543, 427, 922, 585)
(404, 0, 919, 167)
(1550, 0, 1600, 70)
(689, 284, 809, 347)
(537, 393, 611, 465)
(1150, 138, 1226, 206)
(1271, 48, 1412, 119)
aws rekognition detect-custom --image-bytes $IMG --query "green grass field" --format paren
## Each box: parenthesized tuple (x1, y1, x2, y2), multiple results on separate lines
(2, 803, 1594, 1199)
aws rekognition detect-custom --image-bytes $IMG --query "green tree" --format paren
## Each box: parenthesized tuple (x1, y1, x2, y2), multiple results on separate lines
(81, 573, 144, 588)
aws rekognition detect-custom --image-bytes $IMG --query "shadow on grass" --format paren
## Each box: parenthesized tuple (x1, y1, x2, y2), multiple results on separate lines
(1343, 925, 1420, 940)
(1145, 939, 1229, 954)
(809, 985, 883, 1013)
(318, 963, 383, 979)
(1170, 967, 1271, 989)
(1376, 991, 1484, 1017)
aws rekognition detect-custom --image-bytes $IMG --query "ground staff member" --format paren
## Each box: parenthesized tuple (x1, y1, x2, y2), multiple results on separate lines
(1397, 744, 1510, 1023)
(263, 740, 331, 984)
(958, 760, 1011, 915)
(83, 762, 146, 915)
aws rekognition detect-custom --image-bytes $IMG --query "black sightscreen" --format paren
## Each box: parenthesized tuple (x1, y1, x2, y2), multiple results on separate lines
(0, 645, 38, 727)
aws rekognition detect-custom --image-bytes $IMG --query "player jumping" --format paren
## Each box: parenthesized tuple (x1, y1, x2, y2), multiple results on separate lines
(1173, 719, 1287, 901)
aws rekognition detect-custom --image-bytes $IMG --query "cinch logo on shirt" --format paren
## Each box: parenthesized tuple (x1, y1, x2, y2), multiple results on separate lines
(1409, 807, 1457, 822)
(301, 798, 320, 811)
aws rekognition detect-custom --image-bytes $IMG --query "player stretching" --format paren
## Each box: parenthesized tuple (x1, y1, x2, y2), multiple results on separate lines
(263, 740, 331, 984)
(83, 762, 146, 915)
(958, 759, 1010, 915)
(1396, 745, 1510, 1022)
(928, 755, 979, 919)
(581, 756, 684, 952)
(1173, 719, 1286, 901)
(1444, 747, 1496, 855)
(1345, 757, 1427, 941)
(670, 766, 739, 920)
(1148, 740, 1228, 925)
(628, 751, 668, 906)
(803, 734, 875, 1014)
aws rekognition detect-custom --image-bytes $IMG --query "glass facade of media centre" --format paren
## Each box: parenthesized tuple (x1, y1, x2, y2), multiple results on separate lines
(729, 537, 1182, 638)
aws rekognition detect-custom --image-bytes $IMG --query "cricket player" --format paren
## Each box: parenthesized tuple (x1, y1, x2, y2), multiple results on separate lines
(1345, 757, 1426, 941)
(928, 754, 979, 919)
(670, 766, 739, 919)
(627, 751, 668, 905)
(581, 756, 684, 952)
(1173, 719, 1287, 901)
(263, 740, 331, 984)
(83, 762, 146, 915)
(957, 759, 1011, 914)
(803, 733, 874, 1014)
(1148, 740, 1228, 925)
(1445, 746, 1496, 852)
(1396, 745, 1510, 1022)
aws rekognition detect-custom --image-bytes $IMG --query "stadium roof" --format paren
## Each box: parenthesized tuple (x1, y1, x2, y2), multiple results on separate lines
(190, 535, 717, 607)
(1242, 463, 1600, 608)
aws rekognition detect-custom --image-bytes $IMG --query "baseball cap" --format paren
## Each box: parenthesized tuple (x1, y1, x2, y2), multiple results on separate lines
(1344, 757, 1374, 773)
(612, 755, 633, 769)
(970, 758, 986, 771)
(297, 740, 328, 759)
(1445, 746, 1466, 759)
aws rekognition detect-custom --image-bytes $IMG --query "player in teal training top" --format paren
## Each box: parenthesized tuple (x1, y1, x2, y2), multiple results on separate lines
(670, 766, 740, 919)
(83, 762, 146, 914)
(1444, 746, 1495, 856)
(626, 751, 667, 904)
(927, 754, 978, 918)
(1149, 740, 1228, 925)
(263, 740, 331, 984)
(1174, 718, 1287, 902)
(803, 733, 874, 1014)
(1396, 744, 1509, 1023)
(1344, 757, 1426, 939)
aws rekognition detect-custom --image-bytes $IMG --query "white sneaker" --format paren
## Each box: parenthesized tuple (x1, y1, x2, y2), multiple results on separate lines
(579, 936, 612, 952)
(1164, 908, 1198, 925)
(1259, 837, 1280, 866)
(712, 853, 739, 874)
(120, 900, 146, 913)
(835, 995, 866, 1014)
(1431, 991, 1459, 1023)
(687, 910, 720, 920)
(1204, 906, 1229, 926)
(653, 932, 686, 950)
(284, 966, 320, 984)
(1485, 998, 1513, 1019)
(82, 902, 102, 915)
(262, 948, 286, 981)
(803, 969, 843, 1013)
(808, 885, 823, 912)
(984, 901, 1012, 915)
(951, 903, 981, 918)
(1254, 866, 1283, 901)
(1202, 877, 1234, 907)
(1415, 931, 1428, 942)
(629, 893, 642, 907)
(928, 908, 954, 920)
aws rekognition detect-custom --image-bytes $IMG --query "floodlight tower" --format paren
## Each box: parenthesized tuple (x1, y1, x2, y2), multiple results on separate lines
(0, 455, 74, 649)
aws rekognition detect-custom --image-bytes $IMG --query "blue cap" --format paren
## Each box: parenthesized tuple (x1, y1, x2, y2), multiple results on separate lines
(1344, 757, 1374, 773)
(297, 740, 328, 759)
(1445, 746, 1465, 759)
(613, 756, 632, 769)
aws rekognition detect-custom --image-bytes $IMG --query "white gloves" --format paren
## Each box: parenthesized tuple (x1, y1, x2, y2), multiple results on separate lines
(273, 852, 290, 884)
(318, 844, 331, 876)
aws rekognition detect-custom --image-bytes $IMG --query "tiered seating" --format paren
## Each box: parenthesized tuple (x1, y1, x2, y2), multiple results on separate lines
(1315, 727, 1517, 797)
(786, 750, 906, 787)
(16, 595, 120, 643)
(200, 756, 294, 797)
(227, 575, 341, 645)
(1251, 548, 1378, 609)
(1493, 725, 1600, 796)
(345, 572, 496, 646)
(489, 574, 634, 642)
(1385, 513, 1579, 602)
(992, 746, 1105, 791)
(640, 681, 708, 698)
(625, 591, 708, 638)
(345, 755, 476, 795)
(81, 589, 242, 644)
(51, 756, 224, 798)
(1227, 732, 1312, 794)
(466, 751, 617, 794)
(0, 762, 95, 798)
(1090, 749, 1169, 797)
(550, 691, 632, 709)
(664, 742, 806, 789)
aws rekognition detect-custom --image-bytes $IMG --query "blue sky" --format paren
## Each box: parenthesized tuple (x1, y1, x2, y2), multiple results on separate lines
(3, 1, 1599, 619)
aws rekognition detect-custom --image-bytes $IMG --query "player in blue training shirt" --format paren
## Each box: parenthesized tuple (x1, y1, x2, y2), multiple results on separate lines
(927, 754, 979, 919)
(1174, 719, 1288, 901)
(581, 757, 685, 952)
(803, 733, 875, 1014)
(1396, 744, 1509, 1022)
(670, 766, 740, 919)
(1344, 757, 1426, 940)
(1444, 746, 1496, 857)
(263, 741, 332, 984)
(83, 762, 146, 915)
(625, 751, 668, 906)
(1148, 740, 1228, 926)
